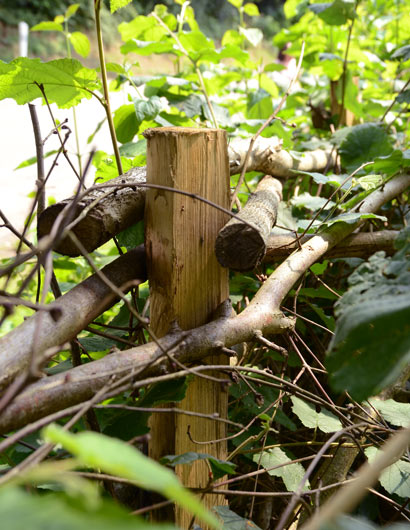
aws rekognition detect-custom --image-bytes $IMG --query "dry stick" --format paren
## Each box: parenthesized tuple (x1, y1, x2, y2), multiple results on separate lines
(28, 104, 46, 214)
(34, 82, 82, 184)
(230, 41, 305, 209)
(302, 427, 410, 530)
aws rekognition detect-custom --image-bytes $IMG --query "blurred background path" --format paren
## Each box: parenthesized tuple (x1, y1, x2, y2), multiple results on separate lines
(0, 92, 125, 257)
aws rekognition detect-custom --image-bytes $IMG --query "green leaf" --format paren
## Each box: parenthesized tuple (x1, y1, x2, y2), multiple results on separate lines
(391, 45, 410, 61)
(65, 4, 80, 19)
(30, 21, 63, 32)
(0, 487, 174, 530)
(79, 335, 118, 352)
(253, 447, 310, 492)
(365, 446, 410, 499)
(134, 96, 162, 125)
(339, 124, 393, 172)
(43, 425, 220, 529)
(291, 192, 335, 211)
(0, 58, 100, 108)
(110, 0, 132, 13)
(138, 378, 189, 408)
(243, 3, 260, 16)
(227, 0, 243, 8)
(117, 221, 144, 250)
(291, 396, 342, 433)
(238, 27, 263, 47)
(368, 399, 410, 428)
(327, 230, 410, 400)
(118, 16, 158, 42)
(322, 212, 387, 227)
(179, 30, 215, 57)
(15, 150, 58, 169)
(69, 32, 90, 58)
(161, 452, 236, 480)
(113, 104, 139, 144)
(221, 30, 244, 47)
(309, 0, 356, 25)
(371, 149, 410, 177)
(355, 174, 384, 191)
(119, 138, 147, 157)
(213, 506, 262, 529)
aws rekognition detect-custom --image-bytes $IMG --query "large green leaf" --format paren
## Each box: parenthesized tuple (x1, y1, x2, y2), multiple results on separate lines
(0, 487, 174, 530)
(291, 396, 342, 433)
(161, 452, 236, 480)
(339, 123, 393, 172)
(327, 227, 410, 400)
(0, 58, 100, 108)
(213, 506, 262, 529)
(365, 447, 410, 499)
(368, 399, 410, 428)
(253, 447, 310, 492)
(43, 425, 220, 529)
(309, 0, 356, 25)
(113, 104, 139, 144)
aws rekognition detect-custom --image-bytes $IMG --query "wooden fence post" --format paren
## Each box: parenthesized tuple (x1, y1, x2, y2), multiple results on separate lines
(144, 127, 230, 526)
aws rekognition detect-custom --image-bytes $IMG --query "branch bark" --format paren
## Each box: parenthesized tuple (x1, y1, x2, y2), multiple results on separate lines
(37, 167, 146, 256)
(37, 139, 336, 256)
(0, 246, 146, 393)
(215, 176, 282, 271)
(264, 230, 398, 261)
(0, 175, 407, 434)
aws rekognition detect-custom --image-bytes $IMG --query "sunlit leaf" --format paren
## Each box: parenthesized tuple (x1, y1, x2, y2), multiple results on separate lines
(0, 58, 100, 108)
(43, 425, 220, 529)
(253, 447, 310, 492)
(69, 32, 90, 58)
(291, 396, 342, 432)
(368, 399, 410, 428)
(365, 446, 410, 499)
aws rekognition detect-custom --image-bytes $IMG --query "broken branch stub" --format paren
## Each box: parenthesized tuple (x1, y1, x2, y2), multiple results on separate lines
(37, 167, 146, 257)
(215, 176, 282, 271)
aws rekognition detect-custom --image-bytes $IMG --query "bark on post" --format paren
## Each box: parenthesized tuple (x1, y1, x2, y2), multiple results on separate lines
(144, 127, 230, 526)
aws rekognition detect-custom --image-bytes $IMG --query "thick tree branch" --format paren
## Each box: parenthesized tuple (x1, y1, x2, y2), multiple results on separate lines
(215, 176, 282, 271)
(264, 230, 398, 261)
(0, 246, 146, 392)
(37, 139, 336, 256)
(38, 167, 146, 256)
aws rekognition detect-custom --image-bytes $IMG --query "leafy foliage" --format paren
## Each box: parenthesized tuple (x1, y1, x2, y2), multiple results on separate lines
(0, 0, 409, 528)
(327, 227, 410, 400)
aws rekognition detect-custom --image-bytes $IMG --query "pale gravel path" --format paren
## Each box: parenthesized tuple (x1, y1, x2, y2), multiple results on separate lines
(0, 92, 126, 257)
